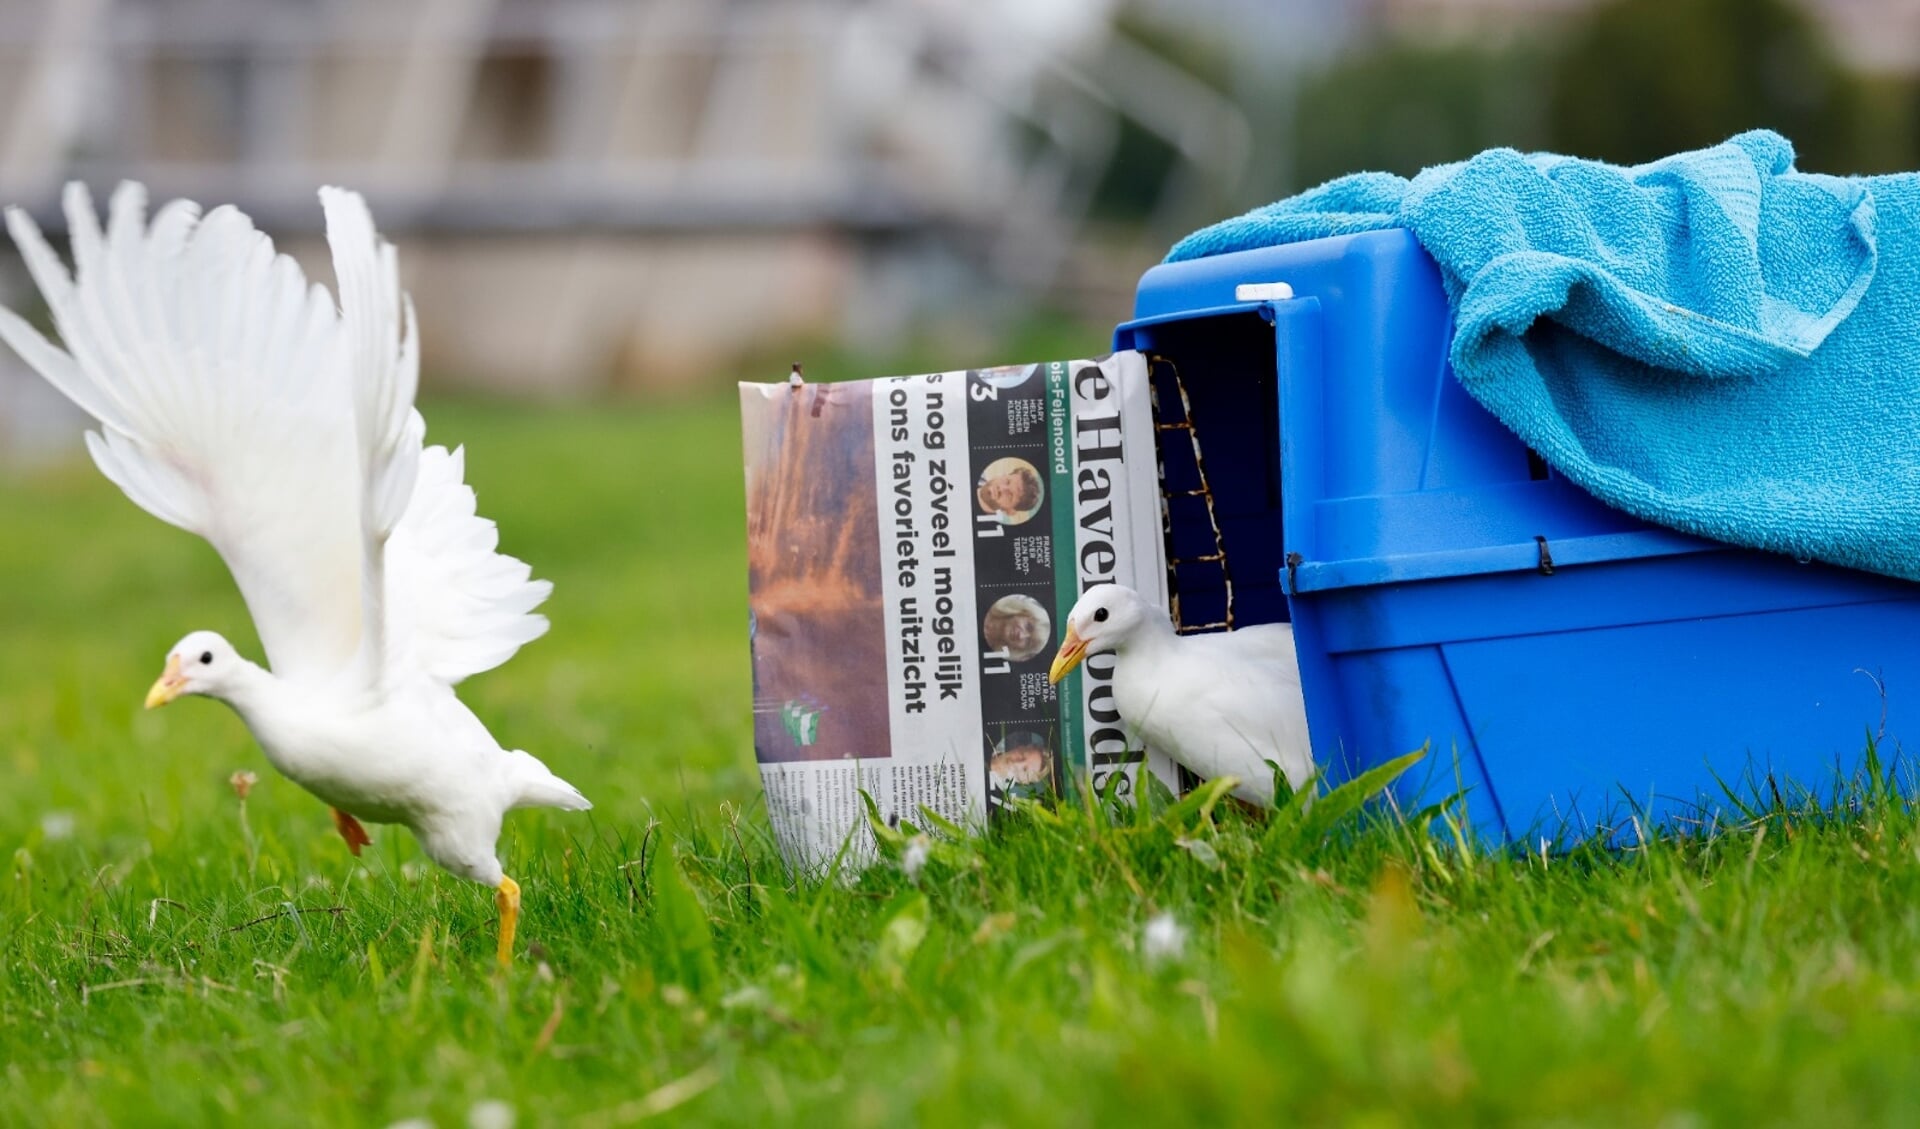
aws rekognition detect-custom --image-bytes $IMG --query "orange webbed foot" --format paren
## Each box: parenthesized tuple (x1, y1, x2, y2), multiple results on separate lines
(331, 807, 372, 856)
(496, 876, 521, 969)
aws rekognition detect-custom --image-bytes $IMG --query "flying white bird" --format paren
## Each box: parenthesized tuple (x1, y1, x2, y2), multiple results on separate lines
(1049, 583, 1312, 806)
(0, 182, 589, 966)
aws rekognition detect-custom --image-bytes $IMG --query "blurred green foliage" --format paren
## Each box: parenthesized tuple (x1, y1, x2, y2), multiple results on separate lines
(1293, 42, 1549, 188)
(1244, 0, 1920, 204)
(1546, 0, 1909, 174)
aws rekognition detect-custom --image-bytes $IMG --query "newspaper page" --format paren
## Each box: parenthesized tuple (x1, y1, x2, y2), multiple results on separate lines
(740, 354, 1172, 870)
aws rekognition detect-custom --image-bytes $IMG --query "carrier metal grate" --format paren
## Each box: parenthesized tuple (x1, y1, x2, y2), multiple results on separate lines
(1149, 353, 1234, 634)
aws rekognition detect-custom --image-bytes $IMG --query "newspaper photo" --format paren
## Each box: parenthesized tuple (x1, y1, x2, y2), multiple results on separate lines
(740, 354, 1174, 870)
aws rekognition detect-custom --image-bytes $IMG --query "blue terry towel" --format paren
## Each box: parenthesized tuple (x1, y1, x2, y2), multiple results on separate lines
(1167, 130, 1920, 582)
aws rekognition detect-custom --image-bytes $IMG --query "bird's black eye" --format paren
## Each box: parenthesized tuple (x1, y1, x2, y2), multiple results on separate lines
(200, 651, 214, 665)
(1093, 607, 1109, 623)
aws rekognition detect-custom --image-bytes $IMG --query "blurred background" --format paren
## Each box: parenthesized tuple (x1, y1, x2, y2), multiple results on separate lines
(3, 0, 1919, 462)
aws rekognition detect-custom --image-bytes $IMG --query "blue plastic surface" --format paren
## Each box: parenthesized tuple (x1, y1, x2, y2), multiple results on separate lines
(1118, 228, 1920, 841)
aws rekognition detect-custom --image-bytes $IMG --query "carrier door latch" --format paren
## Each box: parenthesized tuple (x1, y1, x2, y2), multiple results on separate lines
(1535, 535, 1555, 575)
(1234, 281, 1295, 302)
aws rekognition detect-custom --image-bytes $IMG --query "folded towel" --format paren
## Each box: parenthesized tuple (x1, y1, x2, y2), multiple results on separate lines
(1167, 130, 1920, 581)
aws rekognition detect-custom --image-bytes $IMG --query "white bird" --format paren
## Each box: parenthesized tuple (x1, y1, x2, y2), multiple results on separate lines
(0, 182, 590, 966)
(1048, 583, 1312, 806)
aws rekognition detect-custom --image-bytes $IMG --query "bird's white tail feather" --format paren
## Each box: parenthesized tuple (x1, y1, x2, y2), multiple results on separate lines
(506, 750, 591, 812)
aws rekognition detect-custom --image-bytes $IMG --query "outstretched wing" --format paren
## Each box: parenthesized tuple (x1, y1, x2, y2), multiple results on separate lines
(0, 182, 551, 691)
(384, 444, 553, 684)
(0, 182, 364, 684)
(320, 189, 552, 689)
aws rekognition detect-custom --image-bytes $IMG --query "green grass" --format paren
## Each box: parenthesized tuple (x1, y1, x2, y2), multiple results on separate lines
(7, 396, 1920, 1126)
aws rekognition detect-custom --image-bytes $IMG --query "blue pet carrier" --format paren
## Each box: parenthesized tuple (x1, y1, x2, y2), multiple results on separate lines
(1117, 228, 1920, 841)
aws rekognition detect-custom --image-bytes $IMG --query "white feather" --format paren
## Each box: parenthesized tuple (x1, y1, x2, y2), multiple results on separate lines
(386, 444, 553, 684)
(0, 182, 363, 683)
(0, 181, 585, 924)
(0, 182, 554, 693)
(1062, 585, 1313, 806)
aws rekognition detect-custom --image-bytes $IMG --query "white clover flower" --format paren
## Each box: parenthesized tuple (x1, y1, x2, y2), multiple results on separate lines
(901, 836, 931, 882)
(1142, 912, 1187, 966)
(467, 1099, 515, 1129)
(39, 811, 75, 841)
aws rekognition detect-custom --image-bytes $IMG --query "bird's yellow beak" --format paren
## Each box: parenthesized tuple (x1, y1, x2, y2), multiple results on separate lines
(1049, 626, 1088, 685)
(145, 655, 187, 709)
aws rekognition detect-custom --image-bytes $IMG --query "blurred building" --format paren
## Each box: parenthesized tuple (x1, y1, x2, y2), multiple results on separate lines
(1370, 0, 1920, 74)
(0, 0, 1255, 404)
(1806, 0, 1920, 74)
